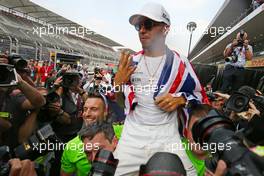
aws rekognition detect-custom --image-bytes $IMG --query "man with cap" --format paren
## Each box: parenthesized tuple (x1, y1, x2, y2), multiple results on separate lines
(113, 2, 208, 176)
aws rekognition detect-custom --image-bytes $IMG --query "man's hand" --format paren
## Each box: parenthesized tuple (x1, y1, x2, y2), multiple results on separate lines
(114, 51, 136, 86)
(47, 102, 62, 116)
(0, 57, 8, 64)
(54, 76, 63, 86)
(237, 102, 260, 120)
(154, 93, 186, 112)
(231, 39, 238, 47)
(0, 54, 8, 64)
(9, 159, 37, 176)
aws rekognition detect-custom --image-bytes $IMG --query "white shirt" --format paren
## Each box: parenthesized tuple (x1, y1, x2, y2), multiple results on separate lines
(225, 43, 253, 68)
(127, 54, 177, 125)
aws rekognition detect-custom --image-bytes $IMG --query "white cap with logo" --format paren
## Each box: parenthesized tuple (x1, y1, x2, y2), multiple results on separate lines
(129, 2, 171, 26)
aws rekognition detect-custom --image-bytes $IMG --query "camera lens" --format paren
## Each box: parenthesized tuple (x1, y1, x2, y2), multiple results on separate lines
(225, 92, 250, 112)
(234, 97, 246, 108)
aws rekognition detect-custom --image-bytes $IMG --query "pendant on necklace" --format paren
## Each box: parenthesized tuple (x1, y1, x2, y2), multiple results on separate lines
(149, 77, 155, 86)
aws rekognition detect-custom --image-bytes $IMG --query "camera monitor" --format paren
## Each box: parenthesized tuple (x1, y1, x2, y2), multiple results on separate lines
(0, 64, 18, 87)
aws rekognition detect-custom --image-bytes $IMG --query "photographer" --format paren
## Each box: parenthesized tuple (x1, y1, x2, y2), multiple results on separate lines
(253, 0, 264, 10)
(220, 30, 253, 93)
(0, 66, 46, 148)
(60, 92, 123, 176)
(49, 72, 88, 142)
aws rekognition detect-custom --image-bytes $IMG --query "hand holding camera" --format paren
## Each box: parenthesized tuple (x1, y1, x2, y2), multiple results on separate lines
(237, 102, 260, 120)
(0, 54, 8, 64)
(8, 158, 37, 176)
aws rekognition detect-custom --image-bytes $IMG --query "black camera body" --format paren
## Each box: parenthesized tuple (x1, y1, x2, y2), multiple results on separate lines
(38, 91, 61, 122)
(192, 109, 264, 175)
(62, 72, 81, 88)
(7, 54, 28, 72)
(89, 149, 119, 176)
(0, 64, 18, 87)
(0, 124, 58, 176)
(14, 124, 60, 160)
(236, 39, 244, 47)
(225, 92, 250, 112)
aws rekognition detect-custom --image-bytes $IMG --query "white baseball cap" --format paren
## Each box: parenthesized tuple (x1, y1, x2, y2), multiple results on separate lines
(129, 2, 171, 26)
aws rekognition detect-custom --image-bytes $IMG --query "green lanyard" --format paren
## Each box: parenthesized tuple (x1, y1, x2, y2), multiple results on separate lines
(0, 112, 10, 119)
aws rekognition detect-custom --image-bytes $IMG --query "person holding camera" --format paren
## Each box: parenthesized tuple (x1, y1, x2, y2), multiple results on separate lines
(220, 30, 253, 93)
(0, 69, 46, 148)
(60, 92, 123, 176)
(253, 0, 264, 10)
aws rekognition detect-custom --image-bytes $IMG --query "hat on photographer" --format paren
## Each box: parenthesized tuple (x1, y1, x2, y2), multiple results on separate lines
(129, 2, 171, 26)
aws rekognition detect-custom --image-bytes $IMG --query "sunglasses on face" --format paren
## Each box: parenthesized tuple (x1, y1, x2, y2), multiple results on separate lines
(134, 19, 163, 31)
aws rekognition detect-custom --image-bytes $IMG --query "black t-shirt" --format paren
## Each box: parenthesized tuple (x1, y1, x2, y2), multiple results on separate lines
(1, 93, 28, 148)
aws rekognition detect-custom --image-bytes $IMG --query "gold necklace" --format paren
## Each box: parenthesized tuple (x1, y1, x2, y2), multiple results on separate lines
(143, 54, 165, 85)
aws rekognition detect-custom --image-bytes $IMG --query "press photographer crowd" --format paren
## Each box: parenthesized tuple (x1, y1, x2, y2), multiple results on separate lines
(1, 2, 264, 176)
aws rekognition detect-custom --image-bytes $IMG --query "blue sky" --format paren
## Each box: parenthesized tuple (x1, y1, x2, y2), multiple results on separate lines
(32, 0, 225, 56)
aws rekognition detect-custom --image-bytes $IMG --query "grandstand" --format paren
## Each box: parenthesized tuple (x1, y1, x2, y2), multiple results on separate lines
(189, 0, 264, 68)
(0, 0, 124, 68)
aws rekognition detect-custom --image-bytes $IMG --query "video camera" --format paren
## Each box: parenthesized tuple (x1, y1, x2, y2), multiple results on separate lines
(224, 86, 264, 114)
(192, 109, 264, 175)
(62, 72, 81, 88)
(0, 124, 59, 176)
(7, 54, 28, 72)
(14, 124, 60, 160)
(38, 91, 61, 122)
(88, 149, 119, 176)
(0, 64, 18, 87)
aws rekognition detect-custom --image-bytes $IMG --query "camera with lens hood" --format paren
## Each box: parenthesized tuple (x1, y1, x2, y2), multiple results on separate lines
(0, 64, 18, 87)
(192, 109, 264, 175)
(88, 149, 119, 176)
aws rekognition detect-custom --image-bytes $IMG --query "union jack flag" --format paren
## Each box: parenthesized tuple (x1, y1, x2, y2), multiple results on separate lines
(123, 47, 209, 137)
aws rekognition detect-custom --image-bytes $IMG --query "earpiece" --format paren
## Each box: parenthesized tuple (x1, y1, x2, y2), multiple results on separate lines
(163, 26, 169, 35)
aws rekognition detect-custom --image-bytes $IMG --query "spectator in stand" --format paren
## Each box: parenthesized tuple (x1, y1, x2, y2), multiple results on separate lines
(253, 0, 264, 10)
(28, 59, 38, 82)
(40, 60, 52, 86)
(34, 60, 41, 87)
(220, 30, 253, 93)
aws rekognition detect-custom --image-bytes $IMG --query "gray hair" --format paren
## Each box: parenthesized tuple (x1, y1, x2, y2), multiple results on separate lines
(78, 121, 115, 143)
